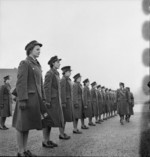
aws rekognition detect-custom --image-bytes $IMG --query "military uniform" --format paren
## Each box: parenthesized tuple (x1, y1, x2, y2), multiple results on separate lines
(60, 76, 74, 122)
(116, 88, 129, 116)
(128, 92, 134, 116)
(0, 83, 12, 118)
(43, 68, 64, 128)
(91, 87, 98, 118)
(97, 88, 103, 119)
(73, 82, 83, 119)
(83, 86, 93, 118)
(12, 56, 46, 131)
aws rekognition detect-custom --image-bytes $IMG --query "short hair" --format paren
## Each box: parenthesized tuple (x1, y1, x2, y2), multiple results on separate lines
(26, 47, 34, 56)
(50, 63, 54, 68)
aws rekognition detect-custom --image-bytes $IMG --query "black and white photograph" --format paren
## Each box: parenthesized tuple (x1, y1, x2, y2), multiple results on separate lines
(0, 0, 150, 156)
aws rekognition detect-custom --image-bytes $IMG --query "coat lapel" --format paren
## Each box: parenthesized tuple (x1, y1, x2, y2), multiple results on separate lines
(119, 89, 126, 97)
(26, 56, 42, 98)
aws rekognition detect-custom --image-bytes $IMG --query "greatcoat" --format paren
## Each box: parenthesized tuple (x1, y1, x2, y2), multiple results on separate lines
(0, 83, 13, 117)
(12, 56, 46, 131)
(43, 68, 64, 128)
(91, 88, 98, 117)
(97, 90, 103, 115)
(60, 76, 74, 122)
(128, 92, 134, 115)
(116, 88, 129, 115)
(82, 86, 93, 118)
(72, 82, 83, 119)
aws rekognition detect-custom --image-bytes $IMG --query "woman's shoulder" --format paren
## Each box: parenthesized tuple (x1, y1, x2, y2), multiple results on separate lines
(0, 84, 5, 90)
(45, 69, 54, 78)
(18, 59, 29, 69)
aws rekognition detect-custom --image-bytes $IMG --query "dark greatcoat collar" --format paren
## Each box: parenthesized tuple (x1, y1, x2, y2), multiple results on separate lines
(26, 56, 41, 68)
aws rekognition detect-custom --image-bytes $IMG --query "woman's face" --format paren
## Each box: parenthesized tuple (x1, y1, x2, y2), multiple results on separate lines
(77, 77, 81, 83)
(86, 82, 90, 86)
(120, 85, 124, 89)
(6, 78, 11, 84)
(65, 71, 71, 77)
(30, 45, 41, 58)
(53, 60, 61, 69)
(93, 84, 97, 89)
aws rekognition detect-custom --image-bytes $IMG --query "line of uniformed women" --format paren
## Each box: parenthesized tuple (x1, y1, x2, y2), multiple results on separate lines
(11, 40, 131, 157)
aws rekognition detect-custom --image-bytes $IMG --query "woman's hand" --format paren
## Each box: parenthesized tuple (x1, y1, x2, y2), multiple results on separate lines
(45, 102, 51, 109)
(19, 101, 27, 110)
(84, 105, 88, 109)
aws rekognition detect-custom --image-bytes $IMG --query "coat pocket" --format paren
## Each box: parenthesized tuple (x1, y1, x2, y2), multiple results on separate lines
(51, 88, 58, 98)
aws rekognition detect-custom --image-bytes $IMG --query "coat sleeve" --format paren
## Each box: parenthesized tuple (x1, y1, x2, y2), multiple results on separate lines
(44, 71, 53, 103)
(16, 60, 29, 101)
(83, 88, 88, 107)
(41, 77, 46, 101)
(131, 93, 134, 106)
(73, 83, 78, 105)
(0, 85, 4, 105)
(115, 90, 119, 103)
(60, 78, 66, 104)
(90, 90, 93, 102)
(126, 90, 130, 104)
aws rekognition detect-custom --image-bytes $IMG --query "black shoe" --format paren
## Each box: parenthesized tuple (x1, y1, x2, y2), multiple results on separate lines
(120, 120, 124, 125)
(81, 125, 89, 129)
(88, 123, 96, 126)
(73, 129, 82, 134)
(42, 141, 54, 148)
(17, 152, 25, 157)
(96, 121, 101, 124)
(24, 150, 37, 157)
(48, 141, 58, 147)
(3, 125, 9, 130)
(59, 134, 71, 140)
(0, 126, 8, 130)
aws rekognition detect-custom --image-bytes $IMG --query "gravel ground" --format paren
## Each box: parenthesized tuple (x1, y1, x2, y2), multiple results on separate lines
(0, 104, 148, 157)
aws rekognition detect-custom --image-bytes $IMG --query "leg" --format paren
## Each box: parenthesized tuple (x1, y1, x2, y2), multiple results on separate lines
(81, 118, 85, 127)
(120, 115, 124, 125)
(22, 131, 38, 156)
(59, 122, 70, 139)
(73, 118, 78, 131)
(23, 131, 29, 152)
(42, 126, 55, 148)
(1, 117, 6, 127)
(43, 126, 51, 144)
(16, 130, 25, 154)
(59, 125, 65, 137)
(88, 117, 92, 124)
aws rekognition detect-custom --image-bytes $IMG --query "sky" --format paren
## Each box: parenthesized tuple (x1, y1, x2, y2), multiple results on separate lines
(0, 0, 149, 101)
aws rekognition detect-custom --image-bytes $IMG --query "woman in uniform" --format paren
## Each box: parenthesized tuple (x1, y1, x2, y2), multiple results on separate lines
(72, 73, 83, 134)
(0, 75, 13, 130)
(101, 86, 106, 121)
(60, 66, 74, 139)
(97, 85, 103, 123)
(116, 82, 129, 125)
(12, 40, 46, 156)
(83, 79, 95, 126)
(42, 56, 65, 148)
(125, 87, 134, 122)
(91, 82, 99, 124)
